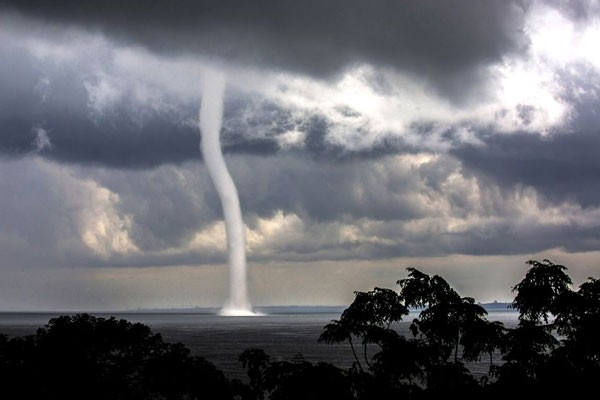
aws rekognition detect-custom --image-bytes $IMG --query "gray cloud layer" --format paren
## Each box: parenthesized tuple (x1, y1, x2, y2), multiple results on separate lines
(0, 1, 600, 266)
(2, 0, 527, 95)
(3, 151, 599, 271)
(1, 1, 600, 309)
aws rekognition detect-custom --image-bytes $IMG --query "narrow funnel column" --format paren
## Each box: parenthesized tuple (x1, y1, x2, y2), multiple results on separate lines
(199, 71, 252, 316)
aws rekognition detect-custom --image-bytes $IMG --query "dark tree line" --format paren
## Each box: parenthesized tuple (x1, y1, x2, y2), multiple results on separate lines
(1, 259, 599, 399)
(0, 314, 234, 399)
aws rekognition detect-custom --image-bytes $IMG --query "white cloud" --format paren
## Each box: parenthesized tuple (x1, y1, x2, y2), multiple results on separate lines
(31, 125, 53, 152)
(0, 157, 138, 265)
(245, 211, 305, 255)
(275, 130, 306, 150)
(78, 181, 138, 258)
(187, 221, 227, 253)
(528, 2, 600, 69)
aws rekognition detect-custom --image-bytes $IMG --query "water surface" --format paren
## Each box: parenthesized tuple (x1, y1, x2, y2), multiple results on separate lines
(0, 310, 518, 379)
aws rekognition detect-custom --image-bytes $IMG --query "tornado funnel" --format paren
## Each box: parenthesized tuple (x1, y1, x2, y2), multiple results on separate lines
(199, 71, 253, 316)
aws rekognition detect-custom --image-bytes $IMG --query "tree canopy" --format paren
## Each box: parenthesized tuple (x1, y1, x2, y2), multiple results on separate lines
(1, 259, 598, 399)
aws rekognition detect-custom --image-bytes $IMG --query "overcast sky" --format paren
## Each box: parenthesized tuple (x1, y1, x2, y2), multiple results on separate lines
(0, 0, 599, 311)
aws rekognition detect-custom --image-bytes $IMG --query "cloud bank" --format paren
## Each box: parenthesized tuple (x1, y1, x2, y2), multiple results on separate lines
(0, 0, 599, 308)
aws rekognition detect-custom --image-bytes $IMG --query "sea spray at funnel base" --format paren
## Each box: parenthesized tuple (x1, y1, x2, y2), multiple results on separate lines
(199, 71, 252, 315)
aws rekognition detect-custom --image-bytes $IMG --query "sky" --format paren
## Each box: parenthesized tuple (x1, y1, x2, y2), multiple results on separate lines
(0, 0, 599, 311)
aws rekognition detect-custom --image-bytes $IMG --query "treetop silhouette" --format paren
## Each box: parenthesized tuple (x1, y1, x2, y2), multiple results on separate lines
(1, 259, 598, 399)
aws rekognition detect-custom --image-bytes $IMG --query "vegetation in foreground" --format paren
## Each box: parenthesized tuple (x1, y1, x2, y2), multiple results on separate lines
(1, 259, 599, 399)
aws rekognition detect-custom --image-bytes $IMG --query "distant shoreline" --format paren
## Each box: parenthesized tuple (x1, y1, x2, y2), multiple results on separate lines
(0, 302, 515, 315)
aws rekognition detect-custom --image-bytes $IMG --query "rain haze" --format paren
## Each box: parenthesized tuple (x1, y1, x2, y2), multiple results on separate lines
(1, 0, 599, 311)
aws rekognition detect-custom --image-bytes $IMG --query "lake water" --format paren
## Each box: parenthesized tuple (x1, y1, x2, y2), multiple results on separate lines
(0, 309, 519, 380)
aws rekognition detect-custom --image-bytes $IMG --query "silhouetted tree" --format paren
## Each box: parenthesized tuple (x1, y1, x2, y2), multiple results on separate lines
(397, 269, 498, 396)
(369, 330, 427, 392)
(319, 287, 408, 371)
(0, 314, 234, 400)
(501, 320, 558, 376)
(424, 361, 479, 399)
(239, 348, 270, 400)
(461, 320, 506, 368)
(537, 276, 600, 396)
(511, 259, 572, 323)
(398, 269, 489, 363)
(491, 259, 584, 396)
(398, 268, 460, 308)
(257, 357, 353, 400)
(3, 258, 600, 400)
(555, 277, 600, 364)
(0, 333, 8, 387)
(319, 318, 363, 371)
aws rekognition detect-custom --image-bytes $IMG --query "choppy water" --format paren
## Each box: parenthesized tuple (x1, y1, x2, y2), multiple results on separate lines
(0, 310, 518, 380)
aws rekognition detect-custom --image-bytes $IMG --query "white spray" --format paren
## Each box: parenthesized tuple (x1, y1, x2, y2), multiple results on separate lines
(199, 70, 253, 316)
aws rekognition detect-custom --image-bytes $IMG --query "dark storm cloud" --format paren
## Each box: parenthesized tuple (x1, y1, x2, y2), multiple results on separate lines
(209, 153, 600, 260)
(545, 0, 600, 20)
(451, 61, 600, 209)
(453, 61, 600, 208)
(454, 130, 600, 208)
(73, 153, 477, 264)
(0, 44, 195, 166)
(90, 167, 217, 252)
(1, 109, 200, 169)
(235, 154, 433, 222)
(0, 44, 283, 167)
(224, 155, 600, 260)
(2, 0, 527, 97)
(2, 150, 600, 270)
(89, 153, 440, 256)
(3, 0, 596, 170)
(0, 159, 89, 268)
(0, 42, 405, 168)
(1, 0, 599, 262)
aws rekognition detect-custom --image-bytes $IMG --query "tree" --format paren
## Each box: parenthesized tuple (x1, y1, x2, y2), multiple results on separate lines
(502, 320, 558, 374)
(398, 269, 490, 363)
(319, 317, 363, 371)
(239, 348, 270, 400)
(319, 287, 408, 370)
(0, 314, 234, 400)
(263, 360, 353, 400)
(511, 259, 572, 323)
(493, 259, 575, 394)
(369, 329, 427, 389)
(552, 277, 600, 374)
(397, 268, 460, 309)
(461, 320, 506, 367)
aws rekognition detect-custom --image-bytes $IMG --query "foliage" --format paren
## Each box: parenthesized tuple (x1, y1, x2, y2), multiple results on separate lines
(0, 314, 233, 400)
(318, 287, 408, 371)
(319, 259, 600, 398)
(262, 360, 353, 400)
(511, 259, 572, 323)
(398, 269, 492, 364)
(238, 348, 270, 400)
(1, 259, 599, 399)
